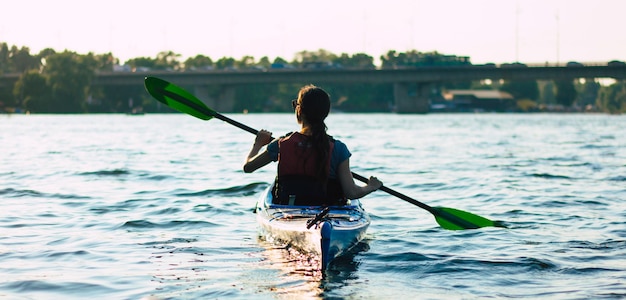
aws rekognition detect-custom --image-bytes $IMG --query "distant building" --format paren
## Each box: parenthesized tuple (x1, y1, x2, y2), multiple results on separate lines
(439, 90, 515, 112)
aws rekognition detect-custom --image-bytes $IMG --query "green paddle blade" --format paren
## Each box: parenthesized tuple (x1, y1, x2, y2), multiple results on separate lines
(433, 207, 506, 230)
(354, 172, 504, 230)
(144, 76, 216, 120)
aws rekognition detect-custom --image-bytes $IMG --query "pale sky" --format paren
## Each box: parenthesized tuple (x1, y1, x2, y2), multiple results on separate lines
(1, 0, 624, 66)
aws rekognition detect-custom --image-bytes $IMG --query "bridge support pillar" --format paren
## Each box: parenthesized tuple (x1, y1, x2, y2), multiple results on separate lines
(193, 85, 236, 112)
(393, 82, 430, 113)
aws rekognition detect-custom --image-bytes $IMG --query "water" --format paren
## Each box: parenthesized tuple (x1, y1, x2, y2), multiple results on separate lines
(1, 113, 625, 299)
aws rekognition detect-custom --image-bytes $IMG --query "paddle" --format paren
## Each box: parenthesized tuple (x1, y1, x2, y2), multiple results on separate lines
(144, 76, 505, 230)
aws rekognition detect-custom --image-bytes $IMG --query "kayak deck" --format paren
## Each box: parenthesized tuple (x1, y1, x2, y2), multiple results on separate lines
(255, 185, 370, 270)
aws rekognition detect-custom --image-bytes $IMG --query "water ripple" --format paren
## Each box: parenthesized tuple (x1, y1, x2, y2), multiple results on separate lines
(78, 169, 131, 176)
(121, 219, 219, 229)
(0, 280, 116, 295)
(174, 182, 268, 197)
(0, 188, 91, 199)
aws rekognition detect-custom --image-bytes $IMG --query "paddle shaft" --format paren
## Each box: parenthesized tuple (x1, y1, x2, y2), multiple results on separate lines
(204, 105, 442, 215)
(350, 172, 437, 213)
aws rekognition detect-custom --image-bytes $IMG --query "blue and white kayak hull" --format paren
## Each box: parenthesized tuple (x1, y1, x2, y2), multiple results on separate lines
(255, 185, 370, 271)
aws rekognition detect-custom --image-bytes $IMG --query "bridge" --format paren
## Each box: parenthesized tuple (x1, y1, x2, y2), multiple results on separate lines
(2, 64, 625, 113)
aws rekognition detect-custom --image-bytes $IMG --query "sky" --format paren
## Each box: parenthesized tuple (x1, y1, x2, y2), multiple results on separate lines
(1, 0, 625, 66)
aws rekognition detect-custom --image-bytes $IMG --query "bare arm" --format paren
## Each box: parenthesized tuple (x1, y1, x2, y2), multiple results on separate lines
(336, 158, 382, 199)
(243, 129, 274, 173)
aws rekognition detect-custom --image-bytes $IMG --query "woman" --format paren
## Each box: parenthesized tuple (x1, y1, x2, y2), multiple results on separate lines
(243, 84, 382, 206)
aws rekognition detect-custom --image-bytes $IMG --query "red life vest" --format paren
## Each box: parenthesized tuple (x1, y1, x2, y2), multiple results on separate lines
(277, 132, 332, 178)
(273, 132, 345, 206)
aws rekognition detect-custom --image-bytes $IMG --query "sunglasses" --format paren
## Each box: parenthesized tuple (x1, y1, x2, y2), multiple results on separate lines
(291, 99, 299, 109)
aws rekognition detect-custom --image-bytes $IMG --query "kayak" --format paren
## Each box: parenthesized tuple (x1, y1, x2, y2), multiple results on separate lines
(255, 184, 371, 271)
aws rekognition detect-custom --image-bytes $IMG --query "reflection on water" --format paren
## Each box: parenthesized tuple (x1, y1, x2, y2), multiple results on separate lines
(256, 238, 324, 298)
(255, 236, 370, 298)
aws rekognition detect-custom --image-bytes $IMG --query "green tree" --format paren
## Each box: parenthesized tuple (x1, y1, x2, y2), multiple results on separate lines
(334, 53, 375, 69)
(236, 55, 256, 69)
(183, 54, 213, 70)
(380, 50, 401, 68)
(257, 56, 271, 68)
(125, 51, 181, 71)
(615, 84, 626, 114)
(14, 70, 51, 112)
(539, 80, 555, 104)
(125, 56, 156, 70)
(293, 49, 337, 66)
(38, 48, 57, 60)
(597, 81, 626, 114)
(215, 57, 236, 69)
(273, 57, 289, 65)
(0, 42, 9, 73)
(577, 79, 600, 108)
(9, 45, 41, 73)
(154, 51, 181, 70)
(555, 79, 577, 107)
(0, 44, 40, 73)
(93, 52, 117, 71)
(44, 51, 98, 112)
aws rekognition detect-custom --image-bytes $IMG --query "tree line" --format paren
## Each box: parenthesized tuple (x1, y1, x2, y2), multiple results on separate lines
(1, 42, 625, 114)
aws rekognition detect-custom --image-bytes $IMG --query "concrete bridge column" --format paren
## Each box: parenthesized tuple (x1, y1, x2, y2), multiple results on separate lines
(193, 85, 236, 112)
(393, 82, 430, 113)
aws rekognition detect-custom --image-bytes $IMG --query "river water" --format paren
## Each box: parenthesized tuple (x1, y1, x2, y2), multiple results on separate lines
(1, 113, 625, 299)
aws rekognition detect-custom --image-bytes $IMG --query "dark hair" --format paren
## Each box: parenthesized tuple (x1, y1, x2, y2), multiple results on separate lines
(298, 85, 331, 182)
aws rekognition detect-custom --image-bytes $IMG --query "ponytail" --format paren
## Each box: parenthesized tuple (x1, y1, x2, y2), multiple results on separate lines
(297, 85, 332, 183)
(309, 120, 330, 182)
